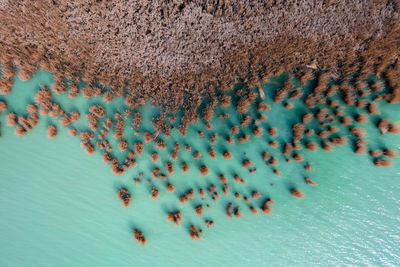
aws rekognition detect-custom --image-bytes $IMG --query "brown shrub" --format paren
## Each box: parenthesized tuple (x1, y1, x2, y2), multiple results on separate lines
(89, 105, 106, 118)
(367, 102, 380, 115)
(133, 229, 146, 246)
(199, 165, 209, 176)
(0, 100, 7, 111)
(374, 159, 392, 167)
(47, 125, 57, 138)
(290, 189, 304, 199)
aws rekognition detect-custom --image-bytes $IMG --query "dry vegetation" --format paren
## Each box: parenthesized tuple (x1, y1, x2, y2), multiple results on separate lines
(1, 0, 400, 244)
(0, 1, 399, 117)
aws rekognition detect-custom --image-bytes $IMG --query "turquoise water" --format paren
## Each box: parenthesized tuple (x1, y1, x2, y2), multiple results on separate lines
(0, 71, 399, 266)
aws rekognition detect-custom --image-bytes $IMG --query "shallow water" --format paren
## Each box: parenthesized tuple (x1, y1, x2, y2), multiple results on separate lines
(0, 71, 399, 266)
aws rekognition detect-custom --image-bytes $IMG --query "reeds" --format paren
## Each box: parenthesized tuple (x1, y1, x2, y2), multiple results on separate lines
(114, 118, 124, 139)
(350, 127, 366, 138)
(118, 139, 128, 151)
(205, 220, 215, 227)
(251, 191, 261, 199)
(253, 126, 263, 136)
(150, 186, 159, 200)
(89, 105, 106, 118)
(354, 140, 368, 154)
(86, 113, 98, 131)
(374, 159, 392, 167)
(167, 211, 182, 225)
(257, 114, 267, 122)
(181, 162, 189, 173)
(305, 142, 318, 152)
(302, 113, 313, 124)
(273, 169, 281, 176)
(234, 192, 241, 200)
(68, 83, 79, 98)
(132, 112, 142, 129)
(0, 78, 13, 95)
(166, 162, 174, 175)
(189, 225, 201, 240)
(14, 125, 27, 136)
(269, 127, 278, 137)
(242, 159, 253, 168)
(6, 113, 17, 126)
(193, 151, 201, 159)
(234, 174, 246, 184)
(156, 140, 166, 149)
(388, 122, 400, 134)
(51, 76, 67, 95)
(0, 100, 7, 111)
(1, 1, 399, 241)
(367, 102, 380, 115)
(219, 174, 227, 183)
(209, 148, 216, 159)
(135, 142, 143, 156)
(133, 229, 146, 246)
(47, 125, 57, 138)
(292, 123, 305, 138)
(250, 206, 258, 214)
(102, 152, 112, 163)
(284, 103, 293, 109)
(304, 177, 317, 185)
(68, 129, 77, 136)
(117, 188, 131, 208)
(383, 149, 397, 158)
(199, 165, 209, 176)
(261, 198, 274, 214)
(166, 183, 175, 192)
(220, 95, 231, 107)
(202, 104, 214, 121)
(152, 168, 160, 178)
(223, 151, 232, 159)
(233, 207, 242, 218)
(330, 137, 348, 145)
(257, 102, 270, 111)
(290, 189, 304, 198)
(179, 189, 194, 204)
(293, 153, 304, 161)
(171, 151, 178, 161)
(80, 131, 94, 141)
(269, 140, 279, 148)
(240, 115, 251, 127)
(226, 203, 233, 217)
(174, 143, 180, 152)
(210, 133, 217, 144)
(340, 116, 353, 126)
(231, 125, 239, 134)
(238, 133, 250, 143)
(83, 142, 95, 154)
(195, 205, 204, 216)
(151, 153, 159, 162)
(377, 119, 390, 134)
(318, 130, 330, 138)
(70, 111, 80, 121)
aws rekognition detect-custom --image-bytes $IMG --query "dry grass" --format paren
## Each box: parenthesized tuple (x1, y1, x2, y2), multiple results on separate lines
(0, 1, 398, 116)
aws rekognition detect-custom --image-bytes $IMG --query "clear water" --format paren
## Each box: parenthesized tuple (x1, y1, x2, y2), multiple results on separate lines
(0, 71, 399, 266)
